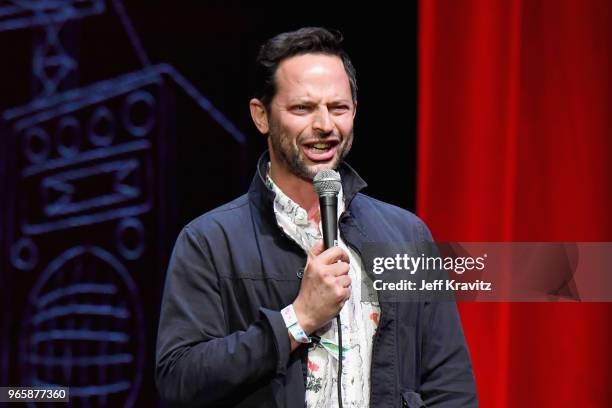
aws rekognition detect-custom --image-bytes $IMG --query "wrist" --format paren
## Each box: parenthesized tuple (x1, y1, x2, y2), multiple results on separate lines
(281, 304, 311, 343)
(291, 300, 316, 335)
(288, 330, 301, 352)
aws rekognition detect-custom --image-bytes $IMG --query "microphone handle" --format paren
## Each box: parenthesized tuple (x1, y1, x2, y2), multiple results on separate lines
(319, 193, 343, 408)
(319, 194, 338, 250)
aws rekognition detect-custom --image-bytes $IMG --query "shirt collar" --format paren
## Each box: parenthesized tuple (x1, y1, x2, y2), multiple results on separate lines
(264, 162, 345, 226)
(248, 150, 367, 214)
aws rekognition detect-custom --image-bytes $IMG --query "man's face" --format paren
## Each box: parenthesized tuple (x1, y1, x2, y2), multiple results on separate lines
(266, 53, 356, 181)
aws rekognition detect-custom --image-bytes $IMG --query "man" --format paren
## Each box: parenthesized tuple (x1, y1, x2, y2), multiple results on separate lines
(156, 27, 477, 407)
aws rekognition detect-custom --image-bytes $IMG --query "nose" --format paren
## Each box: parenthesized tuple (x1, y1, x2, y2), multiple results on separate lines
(312, 107, 333, 135)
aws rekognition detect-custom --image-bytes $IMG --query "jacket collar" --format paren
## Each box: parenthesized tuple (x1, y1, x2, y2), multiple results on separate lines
(248, 150, 367, 213)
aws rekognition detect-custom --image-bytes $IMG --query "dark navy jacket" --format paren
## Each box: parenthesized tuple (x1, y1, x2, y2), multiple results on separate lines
(155, 152, 477, 407)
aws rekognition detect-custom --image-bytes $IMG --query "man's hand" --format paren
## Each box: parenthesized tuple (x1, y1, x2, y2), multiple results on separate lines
(292, 240, 351, 336)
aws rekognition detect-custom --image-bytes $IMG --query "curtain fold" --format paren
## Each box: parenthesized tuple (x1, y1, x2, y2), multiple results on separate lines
(418, 0, 612, 406)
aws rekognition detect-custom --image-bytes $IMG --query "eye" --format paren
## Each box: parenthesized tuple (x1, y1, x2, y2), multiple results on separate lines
(331, 105, 350, 113)
(291, 104, 310, 113)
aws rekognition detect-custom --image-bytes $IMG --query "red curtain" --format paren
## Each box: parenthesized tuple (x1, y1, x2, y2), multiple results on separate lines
(417, 0, 612, 406)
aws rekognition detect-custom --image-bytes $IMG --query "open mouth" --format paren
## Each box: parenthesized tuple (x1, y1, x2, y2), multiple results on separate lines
(302, 140, 340, 162)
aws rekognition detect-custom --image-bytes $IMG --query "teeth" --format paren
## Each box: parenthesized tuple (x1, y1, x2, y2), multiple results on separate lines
(311, 143, 330, 150)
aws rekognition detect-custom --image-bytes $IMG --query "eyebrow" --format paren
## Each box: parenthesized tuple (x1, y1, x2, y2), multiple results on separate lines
(288, 98, 352, 105)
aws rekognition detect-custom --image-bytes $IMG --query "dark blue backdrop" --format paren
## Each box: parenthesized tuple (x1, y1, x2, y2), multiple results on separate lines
(0, 2, 417, 406)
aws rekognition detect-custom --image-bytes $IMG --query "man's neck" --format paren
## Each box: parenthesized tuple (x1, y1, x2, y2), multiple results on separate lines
(269, 164, 321, 225)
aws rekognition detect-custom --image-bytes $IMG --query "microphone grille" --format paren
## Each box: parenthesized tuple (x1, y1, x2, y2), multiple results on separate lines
(313, 169, 341, 196)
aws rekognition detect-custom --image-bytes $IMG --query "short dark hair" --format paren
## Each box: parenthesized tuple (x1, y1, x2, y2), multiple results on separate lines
(254, 27, 357, 109)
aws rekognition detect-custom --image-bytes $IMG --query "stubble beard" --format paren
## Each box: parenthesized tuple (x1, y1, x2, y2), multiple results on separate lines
(268, 119, 354, 181)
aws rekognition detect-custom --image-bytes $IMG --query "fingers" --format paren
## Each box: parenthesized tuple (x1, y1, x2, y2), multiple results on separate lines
(308, 240, 326, 257)
(337, 285, 351, 304)
(318, 246, 350, 265)
(336, 275, 351, 288)
(328, 261, 349, 277)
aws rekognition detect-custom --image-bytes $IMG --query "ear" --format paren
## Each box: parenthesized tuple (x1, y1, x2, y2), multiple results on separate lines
(352, 101, 358, 119)
(249, 98, 269, 134)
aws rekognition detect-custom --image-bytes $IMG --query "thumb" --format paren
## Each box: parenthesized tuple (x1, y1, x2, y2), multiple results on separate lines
(308, 240, 325, 258)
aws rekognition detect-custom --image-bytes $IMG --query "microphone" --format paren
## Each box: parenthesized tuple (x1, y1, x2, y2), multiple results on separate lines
(313, 168, 344, 408)
(313, 169, 341, 250)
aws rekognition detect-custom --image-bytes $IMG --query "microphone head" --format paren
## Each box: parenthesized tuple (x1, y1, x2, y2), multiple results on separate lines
(313, 169, 341, 197)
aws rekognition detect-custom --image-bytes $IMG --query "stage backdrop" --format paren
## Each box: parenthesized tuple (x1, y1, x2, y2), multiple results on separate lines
(418, 0, 612, 407)
(0, 2, 419, 406)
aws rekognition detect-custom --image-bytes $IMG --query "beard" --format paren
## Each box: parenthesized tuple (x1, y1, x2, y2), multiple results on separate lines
(268, 118, 354, 181)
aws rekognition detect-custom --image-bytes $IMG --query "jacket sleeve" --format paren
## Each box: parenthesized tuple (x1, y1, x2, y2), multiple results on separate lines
(155, 225, 291, 406)
(417, 222, 479, 407)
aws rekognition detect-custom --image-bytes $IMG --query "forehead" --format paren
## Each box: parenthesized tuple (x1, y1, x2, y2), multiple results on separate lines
(274, 53, 352, 101)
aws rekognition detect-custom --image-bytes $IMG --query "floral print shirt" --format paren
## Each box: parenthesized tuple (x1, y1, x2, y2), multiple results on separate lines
(266, 167, 380, 408)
